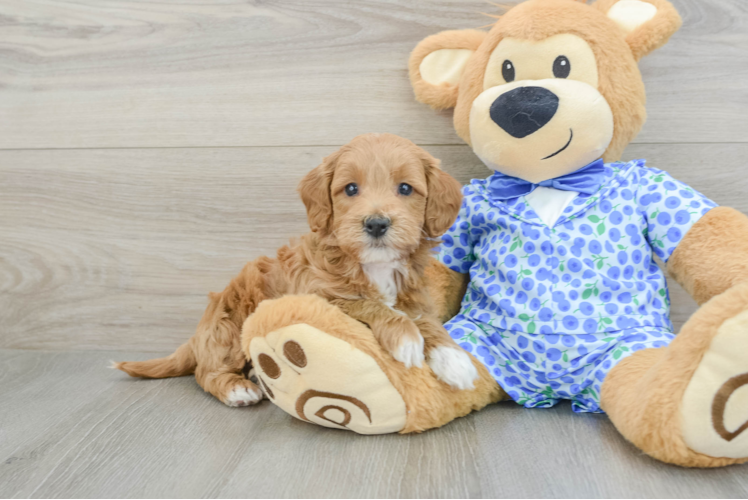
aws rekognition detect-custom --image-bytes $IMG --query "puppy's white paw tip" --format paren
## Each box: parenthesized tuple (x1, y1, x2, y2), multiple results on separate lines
(393, 335, 425, 369)
(225, 386, 263, 407)
(428, 347, 478, 390)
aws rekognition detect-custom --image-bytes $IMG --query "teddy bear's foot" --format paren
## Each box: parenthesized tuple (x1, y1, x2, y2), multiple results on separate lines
(248, 323, 407, 434)
(681, 309, 748, 459)
(242, 294, 507, 434)
(602, 283, 748, 467)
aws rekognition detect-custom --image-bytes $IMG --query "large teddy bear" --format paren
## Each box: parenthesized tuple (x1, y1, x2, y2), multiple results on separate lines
(242, 0, 748, 467)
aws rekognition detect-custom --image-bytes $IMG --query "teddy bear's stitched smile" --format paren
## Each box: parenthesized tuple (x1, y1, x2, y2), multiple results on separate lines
(542, 128, 573, 160)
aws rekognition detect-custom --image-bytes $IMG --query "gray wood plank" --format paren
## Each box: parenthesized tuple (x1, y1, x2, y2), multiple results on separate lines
(1, 143, 746, 351)
(0, 349, 746, 498)
(0, 349, 285, 498)
(0, 0, 745, 149)
(472, 404, 748, 498)
(0, 349, 491, 498)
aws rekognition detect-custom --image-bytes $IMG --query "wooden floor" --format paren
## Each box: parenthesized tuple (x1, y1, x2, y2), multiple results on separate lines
(2, 349, 747, 499)
(1, 0, 747, 497)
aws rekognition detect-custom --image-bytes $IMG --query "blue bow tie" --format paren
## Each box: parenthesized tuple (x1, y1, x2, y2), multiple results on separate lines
(487, 158, 605, 201)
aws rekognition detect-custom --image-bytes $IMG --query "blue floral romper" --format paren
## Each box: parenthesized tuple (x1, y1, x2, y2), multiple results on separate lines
(437, 160, 717, 413)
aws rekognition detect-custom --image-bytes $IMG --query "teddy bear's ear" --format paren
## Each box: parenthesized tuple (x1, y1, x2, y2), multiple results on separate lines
(592, 0, 682, 60)
(409, 30, 487, 110)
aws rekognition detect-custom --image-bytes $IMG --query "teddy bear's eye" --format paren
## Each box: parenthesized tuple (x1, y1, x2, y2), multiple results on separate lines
(502, 60, 515, 83)
(553, 55, 570, 78)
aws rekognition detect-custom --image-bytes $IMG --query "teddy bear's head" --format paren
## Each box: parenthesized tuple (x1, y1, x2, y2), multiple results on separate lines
(409, 0, 681, 183)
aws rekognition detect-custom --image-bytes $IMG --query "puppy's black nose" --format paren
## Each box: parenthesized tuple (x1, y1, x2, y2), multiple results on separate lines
(490, 86, 559, 138)
(364, 217, 390, 238)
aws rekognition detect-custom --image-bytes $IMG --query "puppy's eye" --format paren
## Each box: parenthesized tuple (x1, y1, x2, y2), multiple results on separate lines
(345, 183, 358, 196)
(553, 56, 570, 78)
(398, 183, 413, 196)
(502, 60, 515, 83)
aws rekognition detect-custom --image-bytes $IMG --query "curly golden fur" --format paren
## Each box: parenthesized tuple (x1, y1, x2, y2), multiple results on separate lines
(115, 133, 466, 406)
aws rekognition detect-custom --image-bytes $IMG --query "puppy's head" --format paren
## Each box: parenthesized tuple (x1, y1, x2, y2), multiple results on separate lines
(298, 133, 462, 263)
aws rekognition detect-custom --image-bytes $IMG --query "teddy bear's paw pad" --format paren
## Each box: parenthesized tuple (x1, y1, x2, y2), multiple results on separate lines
(428, 346, 478, 390)
(225, 384, 264, 407)
(249, 323, 407, 434)
(682, 309, 748, 459)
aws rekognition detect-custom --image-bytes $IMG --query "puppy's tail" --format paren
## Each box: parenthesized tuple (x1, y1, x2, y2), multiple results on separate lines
(114, 342, 196, 379)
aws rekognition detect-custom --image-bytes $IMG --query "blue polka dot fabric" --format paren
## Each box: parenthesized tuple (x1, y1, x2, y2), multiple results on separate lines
(437, 159, 716, 412)
(445, 314, 674, 412)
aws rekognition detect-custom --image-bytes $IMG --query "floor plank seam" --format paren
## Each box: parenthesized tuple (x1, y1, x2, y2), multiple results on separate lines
(0, 141, 746, 152)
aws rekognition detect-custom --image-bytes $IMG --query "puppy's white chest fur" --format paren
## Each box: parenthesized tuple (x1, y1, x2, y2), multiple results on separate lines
(362, 260, 407, 307)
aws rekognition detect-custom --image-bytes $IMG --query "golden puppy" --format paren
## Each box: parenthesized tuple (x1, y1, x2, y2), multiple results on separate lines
(116, 133, 478, 406)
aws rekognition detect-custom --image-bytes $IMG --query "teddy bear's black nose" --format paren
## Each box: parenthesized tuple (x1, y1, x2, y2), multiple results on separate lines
(490, 86, 559, 138)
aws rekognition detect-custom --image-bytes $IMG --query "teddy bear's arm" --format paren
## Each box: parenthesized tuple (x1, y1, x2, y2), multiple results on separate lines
(667, 206, 748, 305)
(425, 259, 469, 323)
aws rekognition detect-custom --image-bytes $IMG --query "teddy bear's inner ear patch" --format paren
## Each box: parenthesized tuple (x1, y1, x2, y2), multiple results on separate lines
(607, 0, 657, 34)
(419, 49, 474, 85)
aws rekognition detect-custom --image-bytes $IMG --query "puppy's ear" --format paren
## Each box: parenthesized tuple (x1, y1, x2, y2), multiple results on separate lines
(409, 29, 486, 110)
(298, 150, 339, 234)
(422, 151, 463, 238)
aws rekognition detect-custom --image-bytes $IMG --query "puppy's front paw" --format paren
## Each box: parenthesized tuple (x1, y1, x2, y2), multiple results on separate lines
(372, 315, 425, 369)
(225, 384, 264, 407)
(392, 334, 425, 369)
(428, 346, 478, 390)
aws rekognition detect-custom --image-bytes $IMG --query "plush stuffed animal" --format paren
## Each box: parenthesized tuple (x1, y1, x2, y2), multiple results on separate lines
(243, 0, 748, 467)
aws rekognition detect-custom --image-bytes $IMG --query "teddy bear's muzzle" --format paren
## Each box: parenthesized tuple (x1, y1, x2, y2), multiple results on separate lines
(469, 79, 614, 183)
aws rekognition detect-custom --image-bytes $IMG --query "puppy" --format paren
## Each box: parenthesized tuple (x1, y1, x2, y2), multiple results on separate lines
(115, 133, 478, 407)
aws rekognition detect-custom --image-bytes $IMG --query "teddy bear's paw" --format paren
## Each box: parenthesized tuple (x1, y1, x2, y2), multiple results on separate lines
(225, 384, 264, 407)
(681, 309, 748, 459)
(249, 323, 407, 434)
(427, 346, 478, 390)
